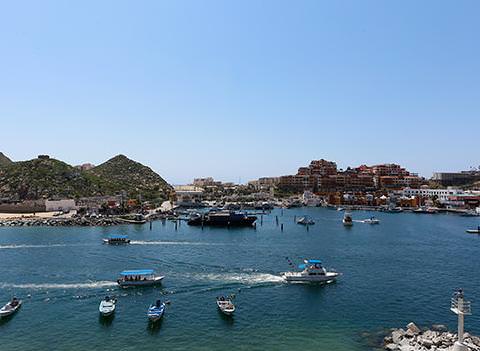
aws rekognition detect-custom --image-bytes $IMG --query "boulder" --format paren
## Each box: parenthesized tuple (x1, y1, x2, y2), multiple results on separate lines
(431, 325, 447, 332)
(385, 343, 400, 351)
(407, 322, 421, 335)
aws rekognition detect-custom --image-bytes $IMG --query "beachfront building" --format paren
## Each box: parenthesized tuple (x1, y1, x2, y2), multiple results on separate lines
(402, 187, 464, 202)
(174, 185, 204, 207)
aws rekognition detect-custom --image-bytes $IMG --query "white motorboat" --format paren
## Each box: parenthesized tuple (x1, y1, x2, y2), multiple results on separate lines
(147, 300, 165, 322)
(363, 217, 380, 224)
(466, 228, 480, 234)
(103, 235, 130, 245)
(99, 296, 117, 317)
(216, 296, 235, 316)
(117, 269, 164, 288)
(297, 216, 315, 225)
(0, 297, 22, 318)
(281, 259, 340, 283)
(343, 212, 353, 226)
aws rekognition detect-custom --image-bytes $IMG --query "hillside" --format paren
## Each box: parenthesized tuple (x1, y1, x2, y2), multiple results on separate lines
(0, 152, 13, 167)
(0, 154, 172, 201)
(87, 155, 172, 201)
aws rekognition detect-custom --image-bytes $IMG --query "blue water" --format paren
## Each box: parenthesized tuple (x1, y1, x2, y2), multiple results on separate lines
(1, 208, 480, 350)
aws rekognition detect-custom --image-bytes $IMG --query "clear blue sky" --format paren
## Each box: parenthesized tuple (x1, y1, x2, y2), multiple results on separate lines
(1, 1, 479, 184)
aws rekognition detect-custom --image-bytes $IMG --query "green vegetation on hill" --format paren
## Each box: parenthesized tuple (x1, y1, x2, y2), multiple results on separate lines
(0, 154, 172, 201)
(87, 154, 172, 201)
(0, 152, 13, 167)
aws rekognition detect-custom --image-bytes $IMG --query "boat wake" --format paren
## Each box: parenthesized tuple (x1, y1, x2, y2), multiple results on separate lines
(0, 281, 117, 289)
(130, 241, 226, 246)
(0, 244, 70, 250)
(197, 272, 284, 285)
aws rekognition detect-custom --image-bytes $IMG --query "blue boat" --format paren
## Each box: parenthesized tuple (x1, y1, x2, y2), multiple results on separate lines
(117, 269, 164, 287)
(147, 300, 165, 322)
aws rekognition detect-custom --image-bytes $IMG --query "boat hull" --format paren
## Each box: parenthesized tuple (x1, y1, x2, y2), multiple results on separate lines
(147, 304, 165, 322)
(118, 276, 164, 287)
(217, 301, 235, 316)
(466, 230, 480, 234)
(99, 301, 116, 317)
(281, 272, 339, 283)
(0, 301, 22, 318)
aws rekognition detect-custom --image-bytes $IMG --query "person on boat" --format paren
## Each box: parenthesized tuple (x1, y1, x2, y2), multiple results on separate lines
(10, 297, 18, 307)
(156, 300, 161, 308)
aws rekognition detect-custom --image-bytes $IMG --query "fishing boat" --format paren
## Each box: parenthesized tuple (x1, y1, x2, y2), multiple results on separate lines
(216, 295, 235, 316)
(0, 297, 22, 318)
(99, 296, 117, 317)
(147, 300, 165, 322)
(187, 210, 257, 227)
(363, 217, 380, 224)
(297, 216, 315, 225)
(117, 269, 164, 287)
(103, 235, 130, 245)
(281, 259, 340, 283)
(343, 212, 353, 226)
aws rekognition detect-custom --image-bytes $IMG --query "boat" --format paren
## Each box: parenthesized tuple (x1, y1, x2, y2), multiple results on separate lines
(337, 207, 344, 211)
(117, 269, 164, 287)
(118, 214, 147, 224)
(297, 216, 315, 225)
(103, 235, 130, 245)
(466, 227, 480, 234)
(281, 259, 340, 283)
(343, 212, 353, 226)
(187, 210, 257, 227)
(216, 295, 235, 316)
(0, 297, 22, 318)
(147, 300, 165, 322)
(99, 296, 117, 317)
(414, 207, 438, 214)
(363, 217, 380, 224)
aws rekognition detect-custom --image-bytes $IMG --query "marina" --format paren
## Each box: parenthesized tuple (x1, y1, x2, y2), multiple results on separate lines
(0, 207, 479, 350)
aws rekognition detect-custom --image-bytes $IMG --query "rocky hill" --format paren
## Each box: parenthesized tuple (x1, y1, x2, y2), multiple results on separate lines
(0, 152, 13, 167)
(86, 154, 172, 201)
(0, 154, 171, 201)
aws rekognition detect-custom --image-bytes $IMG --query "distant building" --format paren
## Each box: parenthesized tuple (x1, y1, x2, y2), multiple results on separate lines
(45, 199, 76, 212)
(432, 171, 480, 186)
(193, 177, 221, 187)
(403, 187, 464, 201)
(75, 163, 95, 171)
(174, 185, 204, 207)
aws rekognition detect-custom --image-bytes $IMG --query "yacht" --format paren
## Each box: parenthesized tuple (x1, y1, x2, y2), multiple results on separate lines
(281, 259, 340, 283)
(216, 295, 235, 316)
(117, 269, 164, 287)
(103, 235, 130, 245)
(99, 296, 117, 317)
(343, 212, 353, 226)
(187, 210, 257, 227)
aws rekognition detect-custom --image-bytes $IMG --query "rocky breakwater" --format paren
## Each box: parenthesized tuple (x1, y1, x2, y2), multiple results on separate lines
(384, 322, 480, 351)
(0, 216, 126, 227)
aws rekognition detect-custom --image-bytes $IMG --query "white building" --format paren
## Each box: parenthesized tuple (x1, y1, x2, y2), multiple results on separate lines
(45, 199, 76, 212)
(402, 187, 464, 201)
(174, 185, 204, 207)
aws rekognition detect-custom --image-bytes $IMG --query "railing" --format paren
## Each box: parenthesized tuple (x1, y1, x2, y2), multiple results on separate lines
(451, 297, 472, 315)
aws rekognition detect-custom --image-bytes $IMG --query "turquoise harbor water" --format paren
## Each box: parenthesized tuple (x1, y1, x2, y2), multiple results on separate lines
(1, 208, 480, 350)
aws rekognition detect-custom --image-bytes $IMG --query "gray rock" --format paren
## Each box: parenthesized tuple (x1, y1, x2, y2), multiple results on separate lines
(385, 343, 400, 351)
(407, 322, 421, 335)
(431, 325, 448, 332)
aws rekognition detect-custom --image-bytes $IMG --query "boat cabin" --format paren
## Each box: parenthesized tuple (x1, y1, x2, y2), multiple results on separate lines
(119, 269, 155, 282)
(299, 259, 327, 276)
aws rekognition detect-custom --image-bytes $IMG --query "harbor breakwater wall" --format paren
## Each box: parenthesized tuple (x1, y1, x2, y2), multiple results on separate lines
(384, 322, 480, 351)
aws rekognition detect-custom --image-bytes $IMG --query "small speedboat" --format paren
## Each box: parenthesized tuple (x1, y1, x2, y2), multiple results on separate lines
(466, 228, 480, 234)
(0, 297, 22, 318)
(103, 235, 130, 245)
(281, 259, 340, 283)
(147, 300, 165, 322)
(297, 216, 315, 225)
(99, 296, 117, 317)
(363, 217, 380, 224)
(343, 213, 353, 226)
(216, 296, 235, 316)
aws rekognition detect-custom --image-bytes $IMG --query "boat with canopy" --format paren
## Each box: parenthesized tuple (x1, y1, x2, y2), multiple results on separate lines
(117, 269, 164, 287)
(103, 235, 131, 245)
